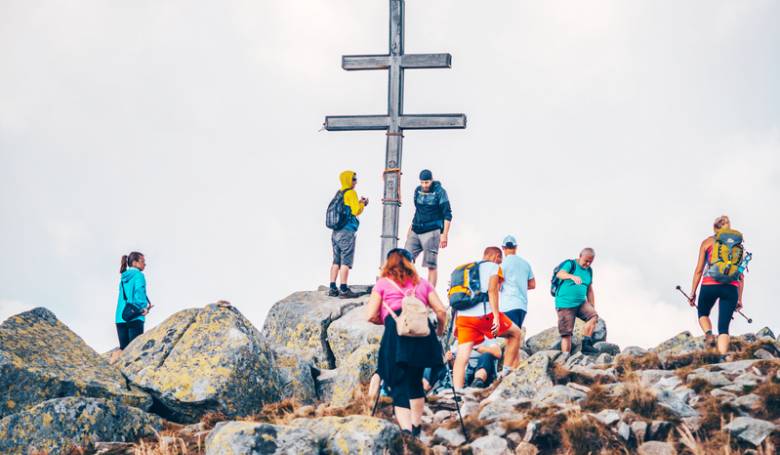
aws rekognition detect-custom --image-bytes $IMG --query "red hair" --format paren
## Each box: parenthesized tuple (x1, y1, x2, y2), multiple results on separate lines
(381, 252, 420, 286)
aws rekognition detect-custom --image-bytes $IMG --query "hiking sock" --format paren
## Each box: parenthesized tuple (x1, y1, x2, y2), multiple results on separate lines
(339, 284, 349, 293)
(705, 330, 713, 336)
(412, 425, 421, 437)
(330, 282, 338, 291)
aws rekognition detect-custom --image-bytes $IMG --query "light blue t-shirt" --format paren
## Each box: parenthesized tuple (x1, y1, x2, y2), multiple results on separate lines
(500, 255, 534, 312)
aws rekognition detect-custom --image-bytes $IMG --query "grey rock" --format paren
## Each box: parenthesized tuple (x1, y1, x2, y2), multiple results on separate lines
(593, 341, 621, 356)
(756, 327, 775, 339)
(524, 420, 540, 442)
(652, 331, 705, 357)
(622, 346, 648, 356)
(618, 421, 631, 441)
(470, 435, 510, 454)
(536, 385, 586, 407)
(432, 445, 449, 455)
(722, 372, 762, 394)
(485, 421, 507, 437)
(272, 346, 318, 404)
(686, 371, 731, 387)
(638, 441, 677, 455)
(711, 359, 759, 374)
(119, 304, 283, 423)
(514, 441, 539, 455)
(656, 389, 699, 418)
(711, 389, 738, 401)
(316, 344, 378, 407)
(595, 353, 614, 365)
(569, 365, 617, 382)
(434, 426, 466, 447)
(289, 415, 403, 454)
(733, 393, 761, 412)
(486, 353, 553, 403)
(327, 299, 383, 366)
(648, 420, 673, 440)
(638, 369, 677, 388)
(433, 410, 451, 424)
(0, 397, 163, 455)
(525, 318, 607, 354)
(479, 398, 531, 421)
(724, 416, 778, 447)
(753, 349, 775, 360)
(592, 409, 621, 426)
(0, 308, 151, 418)
(631, 421, 648, 443)
(537, 350, 562, 362)
(205, 421, 319, 455)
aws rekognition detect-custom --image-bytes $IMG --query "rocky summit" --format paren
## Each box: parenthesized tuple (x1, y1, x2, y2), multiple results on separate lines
(0, 291, 778, 454)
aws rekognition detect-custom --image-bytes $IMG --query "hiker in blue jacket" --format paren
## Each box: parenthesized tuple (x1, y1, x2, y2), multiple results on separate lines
(110, 251, 153, 363)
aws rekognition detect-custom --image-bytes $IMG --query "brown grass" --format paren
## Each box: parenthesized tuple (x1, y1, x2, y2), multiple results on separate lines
(663, 350, 723, 370)
(552, 363, 613, 386)
(729, 339, 779, 360)
(132, 429, 205, 455)
(581, 380, 661, 420)
(199, 411, 227, 430)
(754, 378, 780, 420)
(441, 413, 489, 440)
(560, 413, 621, 455)
(615, 351, 662, 374)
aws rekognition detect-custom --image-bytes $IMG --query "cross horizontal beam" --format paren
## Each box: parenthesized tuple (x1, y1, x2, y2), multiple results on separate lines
(324, 114, 466, 131)
(342, 53, 452, 71)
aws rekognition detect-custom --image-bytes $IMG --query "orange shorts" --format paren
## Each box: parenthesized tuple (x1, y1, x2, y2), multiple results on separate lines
(456, 313, 514, 345)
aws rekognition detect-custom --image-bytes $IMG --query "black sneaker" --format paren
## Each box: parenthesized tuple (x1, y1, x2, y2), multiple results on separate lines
(472, 378, 486, 388)
(339, 289, 360, 299)
(412, 425, 422, 437)
(581, 337, 598, 355)
(328, 288, 340, 297)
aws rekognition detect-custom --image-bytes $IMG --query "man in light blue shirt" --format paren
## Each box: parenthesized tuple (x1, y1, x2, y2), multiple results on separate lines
(500, 235, 535, 329)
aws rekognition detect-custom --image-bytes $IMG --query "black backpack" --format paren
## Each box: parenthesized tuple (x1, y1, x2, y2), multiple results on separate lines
(550, 259, 592, 297)
(325, 191, 348, 230)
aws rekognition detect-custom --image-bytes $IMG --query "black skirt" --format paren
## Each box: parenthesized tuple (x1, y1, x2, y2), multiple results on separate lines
(376, 311, 444, 385)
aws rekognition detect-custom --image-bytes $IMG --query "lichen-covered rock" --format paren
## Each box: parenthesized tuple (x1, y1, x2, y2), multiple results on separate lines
(756, 327, 775, 339)
(0, 308, 151, 418)
(289, 415, 403, 455)
(262, 290, 368, 370)
(327, 301, 383, 366)
(317, 344, 377, 407)
(525, 318, 607, 354)
(469, 434, 510, 454)
(272, 346, 318, 404)
(485, 352, 553, 403)
(119, 304, 283, 422)
(204, 421, 319, 455)
(0, 397, 163, 455)
(651, 331, 705, 357)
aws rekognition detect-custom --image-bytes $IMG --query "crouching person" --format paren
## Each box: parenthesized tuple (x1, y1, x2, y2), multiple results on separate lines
(366, 248, 447, 437)
(554, 248, 599, 354)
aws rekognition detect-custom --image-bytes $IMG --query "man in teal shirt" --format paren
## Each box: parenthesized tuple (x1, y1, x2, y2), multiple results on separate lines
(555, 248, 599, 354)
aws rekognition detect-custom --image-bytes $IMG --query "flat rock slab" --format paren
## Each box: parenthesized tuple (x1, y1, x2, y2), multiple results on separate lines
(638, 441, 677, 455)
(0, 308, 151, 418)
(486, 353, 553, 403)
(205, 421, 319, 455)
(289, 415, 403, 455)
(0, 397, 163, 455)
(119, 304, 283, 423)
(724, 416, 777, 447)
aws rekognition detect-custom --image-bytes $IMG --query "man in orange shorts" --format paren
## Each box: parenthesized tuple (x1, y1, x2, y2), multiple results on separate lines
(452, 246, 523, 389)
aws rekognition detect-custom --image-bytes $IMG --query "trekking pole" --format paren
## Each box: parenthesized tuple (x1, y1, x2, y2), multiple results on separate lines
(370, 379, 383, 416)
(446, 361, 469, 443)
(675, 285, 696, 306)
(736, 309, 753, 324)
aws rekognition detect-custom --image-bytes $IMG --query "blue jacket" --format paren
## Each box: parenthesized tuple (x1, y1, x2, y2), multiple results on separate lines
(116, 267, 149, 323)
(412, 181, 452, 234)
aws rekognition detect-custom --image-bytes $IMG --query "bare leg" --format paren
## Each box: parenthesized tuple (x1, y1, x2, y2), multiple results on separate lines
(717, 334, 730, 355)
(453, 342, 474, 389)
(395, 407, 412, 431)
(368, 373, 380, 402)
(339, 265, 350, 286)
(561, 335, 572, 353)
(427, 268, 438, 287)
(329, 264, 339, 283)
(474, 368, 488, 382)
(698, 316, 713, 334)
(410, 398, 425, 427)
(582, 316, 598, 337)
(501, 325, 522, 369)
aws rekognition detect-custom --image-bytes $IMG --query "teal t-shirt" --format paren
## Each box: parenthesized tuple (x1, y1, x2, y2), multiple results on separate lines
(554, 260, 592, 309)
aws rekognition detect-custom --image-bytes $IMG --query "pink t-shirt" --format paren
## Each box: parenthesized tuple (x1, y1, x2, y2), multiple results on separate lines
(375, 277, 435, 323)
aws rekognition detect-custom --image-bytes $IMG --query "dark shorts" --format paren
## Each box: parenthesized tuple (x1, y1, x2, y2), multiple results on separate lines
(557, 302, 598, 337)
(331, 229, 356, 268)
(116, 320, 144, 350)
(697, 284, 739, 335)
(504, 309, 527, 328)
(404, 229, 440, 269)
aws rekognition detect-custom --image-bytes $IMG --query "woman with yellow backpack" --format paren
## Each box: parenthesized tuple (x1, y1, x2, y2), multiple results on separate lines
(688, 215, 748, 355)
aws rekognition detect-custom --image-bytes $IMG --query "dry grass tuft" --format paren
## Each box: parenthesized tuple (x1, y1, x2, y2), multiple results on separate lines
(441, 414, 489, 440)
(241, 398, 301, 425)
(133, 429, 204, 455)
(754, 377, 780, 420)
(687, 377, 715, 394)
(582, 380, 660, 419)
(615, 351, 662, 374)
(560, 412, 620, 455)
(663, 350, 722, 370)
(729, 339, 779, 360)
(199, 411, 227, 430)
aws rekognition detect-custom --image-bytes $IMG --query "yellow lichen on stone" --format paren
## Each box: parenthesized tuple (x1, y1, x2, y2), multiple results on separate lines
(41, 413, 53, 426)
(6, 400, 15, 410)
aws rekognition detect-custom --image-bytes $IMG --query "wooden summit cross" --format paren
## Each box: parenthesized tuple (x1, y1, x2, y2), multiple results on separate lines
(324, 0, 467, 265)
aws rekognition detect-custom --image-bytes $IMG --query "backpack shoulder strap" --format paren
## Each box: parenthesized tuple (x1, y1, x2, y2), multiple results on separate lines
(567, 259, 576, 273)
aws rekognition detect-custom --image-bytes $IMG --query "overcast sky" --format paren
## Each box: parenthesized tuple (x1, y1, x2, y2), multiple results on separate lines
(1, 0, 778, 353)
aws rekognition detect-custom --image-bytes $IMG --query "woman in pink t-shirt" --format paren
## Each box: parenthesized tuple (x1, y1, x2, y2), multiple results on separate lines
(366, 248, 447, 437)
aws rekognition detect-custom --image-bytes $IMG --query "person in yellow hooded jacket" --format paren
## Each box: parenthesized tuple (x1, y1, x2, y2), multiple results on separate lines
(329, 170, 368, 298)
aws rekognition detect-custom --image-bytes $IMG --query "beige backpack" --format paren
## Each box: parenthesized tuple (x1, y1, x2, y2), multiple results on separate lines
(382, 279, 431, 337)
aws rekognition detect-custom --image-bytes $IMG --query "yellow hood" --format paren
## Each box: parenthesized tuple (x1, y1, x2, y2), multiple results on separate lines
(339, 170, 356, 191)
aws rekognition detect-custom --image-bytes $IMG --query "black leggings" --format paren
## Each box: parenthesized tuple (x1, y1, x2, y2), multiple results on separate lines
(697, 284, 738, 335)
(389, 365, 425, 409)
(116, 320, 144, 349)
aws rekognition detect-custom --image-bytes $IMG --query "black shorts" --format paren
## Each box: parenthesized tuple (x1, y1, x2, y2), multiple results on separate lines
(116, 320, 144, 349)
(697, 284, 738, 335)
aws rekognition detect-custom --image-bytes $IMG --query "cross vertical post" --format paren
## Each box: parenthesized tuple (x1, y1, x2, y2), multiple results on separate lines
(324, 0, 467, 266)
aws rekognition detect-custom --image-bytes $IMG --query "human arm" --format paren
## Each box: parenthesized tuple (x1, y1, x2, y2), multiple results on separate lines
(527, 278, 536, 290)
(488, 274, 501, 334)
(440, 220, 451, 248)
(366, 290, 383, 325)
(439, 188, 452, 248)
(737, 275, 745, 310)
(556, 262, 582, 285)
(689, 239, 710, 306)
(427, 290, 448, 336)
(475, 342, 502, 359)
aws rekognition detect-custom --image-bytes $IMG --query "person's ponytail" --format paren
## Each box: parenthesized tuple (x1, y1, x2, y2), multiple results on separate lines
(120, 255, 129, 274)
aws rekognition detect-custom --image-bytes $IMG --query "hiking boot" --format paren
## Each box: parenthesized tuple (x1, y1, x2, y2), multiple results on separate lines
(327, 288, 340, 297)
(412, 425, 422, 437)
(705, 333, 717, 348)
(339, 288, 360, 299)
(581, 336, 598, 355)
(472, 378, 486, 388)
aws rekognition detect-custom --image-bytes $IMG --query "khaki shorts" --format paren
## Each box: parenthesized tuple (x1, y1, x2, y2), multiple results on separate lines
(404, 229, 440, 269)
(557, 302, 598, 337)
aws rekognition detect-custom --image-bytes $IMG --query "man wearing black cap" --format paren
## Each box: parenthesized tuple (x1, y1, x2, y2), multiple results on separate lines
(404, 169, 452, 287)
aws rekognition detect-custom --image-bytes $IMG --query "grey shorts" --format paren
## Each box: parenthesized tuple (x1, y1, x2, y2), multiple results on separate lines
(332, 229, 356, 268)
(404, 229, 440, 269)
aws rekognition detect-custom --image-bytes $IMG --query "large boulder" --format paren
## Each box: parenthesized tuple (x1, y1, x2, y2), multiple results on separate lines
(651, 331, 705, 358)
(272, 346, 318, 404)
(0, 397, 163, 455)
(205, 421, 319, 455)
(525, 318, 607, 354)
(0, 308, 151, 418)
(326, 299, 383, 367)
(289, 415, 403, 454)
(317, 344, 378, 407)
(119, 304, 283, 423)
(262, 290, 370, 370)
(485, 352, 554, 403)
(724, 416, 778, 447)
